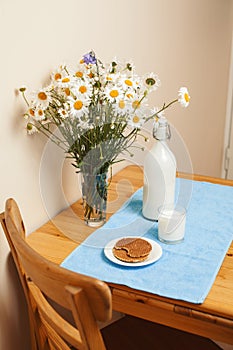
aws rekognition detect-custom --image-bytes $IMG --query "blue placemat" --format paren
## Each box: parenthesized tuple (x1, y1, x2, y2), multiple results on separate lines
(61, 179, 233, 304)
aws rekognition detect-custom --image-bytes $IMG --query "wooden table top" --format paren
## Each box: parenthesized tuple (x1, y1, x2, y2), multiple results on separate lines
(27, 165, 233, 344)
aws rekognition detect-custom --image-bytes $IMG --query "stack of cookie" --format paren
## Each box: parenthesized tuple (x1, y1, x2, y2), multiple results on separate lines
(112, 237, 152, 263)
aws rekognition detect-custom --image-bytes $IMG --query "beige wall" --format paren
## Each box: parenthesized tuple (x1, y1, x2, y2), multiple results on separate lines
(0, 0, 232, 349)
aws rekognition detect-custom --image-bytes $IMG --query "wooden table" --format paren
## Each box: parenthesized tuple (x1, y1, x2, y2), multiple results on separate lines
(27, 165, 233, 344)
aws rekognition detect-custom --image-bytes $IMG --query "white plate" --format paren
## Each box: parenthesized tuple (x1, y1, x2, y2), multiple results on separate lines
(104, 237, 162, 267)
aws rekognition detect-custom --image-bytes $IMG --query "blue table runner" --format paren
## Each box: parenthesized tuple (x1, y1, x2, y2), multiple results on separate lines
(61, 179, 233, 304)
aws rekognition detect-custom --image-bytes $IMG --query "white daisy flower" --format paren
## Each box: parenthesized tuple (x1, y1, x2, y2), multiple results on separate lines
(120, 75, 138, 91)
(124, 90, 135, 101)
(73, 64, 87, 79)
(51, 64, 68, 84)
(87, 66, 98, 81)
(73, 80, 92, 98)
(129, 96, 143, 112)
(127, 110, 145, 129)
(123, 60, 135, 74)
(32, 88, 51, 109)
(58, 103, 69, 119)
(178, 87, 190, 108)
(107, 57, 121, 74)
(24, 106, 35, 120)
(58, 75, 74, 88)
(53, 84, 72, 98)
(113, 98, 130, 115)
(104, 86, 123, 103)
(26, 122, 38, 135)
(34, 106, 46, 121)
(68, 95, 89, 119)
(102, 72, 120, 85)
(107, 58, 135, 75)
(76, 61, 98, 82)
(143, 73, 161, 91)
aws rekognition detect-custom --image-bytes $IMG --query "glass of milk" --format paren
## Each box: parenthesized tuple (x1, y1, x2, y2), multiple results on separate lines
(158, 204, 186, 244)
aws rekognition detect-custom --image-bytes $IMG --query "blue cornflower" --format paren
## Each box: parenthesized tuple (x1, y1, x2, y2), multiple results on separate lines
(83, 51, 97, 64)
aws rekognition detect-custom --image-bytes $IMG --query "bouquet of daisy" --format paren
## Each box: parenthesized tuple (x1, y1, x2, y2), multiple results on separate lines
(19, 51, 190, 176)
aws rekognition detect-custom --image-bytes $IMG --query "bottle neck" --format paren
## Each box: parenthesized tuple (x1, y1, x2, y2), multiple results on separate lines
(153, 117, 171, 141)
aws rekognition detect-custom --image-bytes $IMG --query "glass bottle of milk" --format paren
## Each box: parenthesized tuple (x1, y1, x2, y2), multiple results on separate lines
(142, 116, 176, 221)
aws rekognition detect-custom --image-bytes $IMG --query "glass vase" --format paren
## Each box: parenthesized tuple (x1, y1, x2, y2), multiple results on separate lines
(81, 171, 108, 227)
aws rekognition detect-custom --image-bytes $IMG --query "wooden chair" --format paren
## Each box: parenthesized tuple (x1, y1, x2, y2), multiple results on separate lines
(1, 198, 222, 350)
(0, 200, 38, 350)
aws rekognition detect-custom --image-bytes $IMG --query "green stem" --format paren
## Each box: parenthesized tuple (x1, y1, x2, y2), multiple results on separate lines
(145, 98, 179, 122)
(37, 124, 67, 151)
(132, 91, 148, 113)
(21, 91, 30, 107)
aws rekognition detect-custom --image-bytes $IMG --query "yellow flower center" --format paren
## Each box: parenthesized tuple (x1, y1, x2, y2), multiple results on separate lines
(54, 73, 62, 80)
(126, 93, 133, 99)
(184, 93, 190, 103)
(75, 71, 83, 78)
(106, 76, 112, 81)
(110, 90, 119, 98)
(119, 100, 125, 109)
(132, 100, 140, 109)
(62, 77, 70, 83)
(133, 115, 140, 123)
(38, 92, 47, 101)
(79, 86, 87, 94)
(29, 108, 35, 116)
(64, 88, 70, 96)
(38, 109, 44, 116)
(125, 79, 133, 86)
(74, 100, 83, 110)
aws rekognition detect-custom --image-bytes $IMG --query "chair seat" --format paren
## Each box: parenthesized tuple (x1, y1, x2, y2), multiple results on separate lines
(101, 315, 222, 350)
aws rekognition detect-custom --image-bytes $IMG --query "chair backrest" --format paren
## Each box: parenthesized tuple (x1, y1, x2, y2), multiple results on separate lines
(3, 198, 112, 350)
(0, 201, 38, 350)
